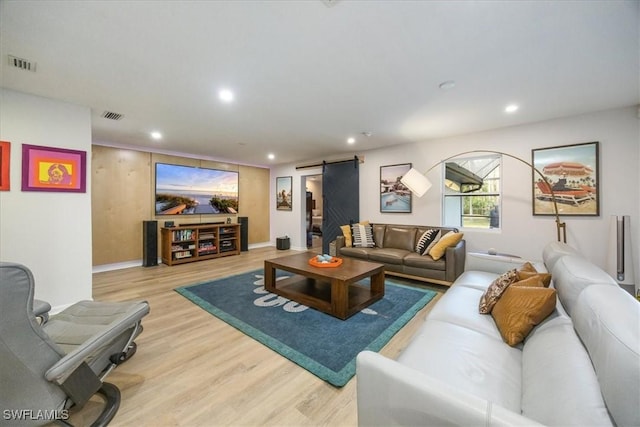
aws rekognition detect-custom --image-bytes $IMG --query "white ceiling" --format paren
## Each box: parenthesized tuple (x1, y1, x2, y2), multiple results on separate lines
(1, 0, 638, 167)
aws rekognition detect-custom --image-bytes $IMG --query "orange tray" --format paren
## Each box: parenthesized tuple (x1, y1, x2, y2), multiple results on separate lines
(308, 256, 343, 268)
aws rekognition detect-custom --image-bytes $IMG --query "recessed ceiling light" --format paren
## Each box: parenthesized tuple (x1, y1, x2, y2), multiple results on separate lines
(505, 104, 519, 113)
(267, 153, 275, 160)
(439, 80, 456, 90)
(218, 89, 234, 103)
(150, 131, 162, 140)
(347, 137, 355, 144)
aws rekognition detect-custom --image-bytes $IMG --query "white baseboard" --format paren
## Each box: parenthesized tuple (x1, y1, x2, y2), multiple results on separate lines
(93, 242, 275, 273)
(92, 260, 146, 273)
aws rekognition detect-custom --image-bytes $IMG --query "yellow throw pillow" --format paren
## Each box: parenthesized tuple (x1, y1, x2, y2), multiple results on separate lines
(491, 285, 557, 346)
(513, 275, 545, 288)
(340, 224, 353, 247)
(519, 262, 538, 273)
(340, 220, 369, 248)
(428, 231, 463, 261)
(517, 271, 552, 287)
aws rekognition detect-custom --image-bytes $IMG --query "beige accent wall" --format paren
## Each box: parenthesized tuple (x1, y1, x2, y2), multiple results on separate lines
(92, 145, 270, 266)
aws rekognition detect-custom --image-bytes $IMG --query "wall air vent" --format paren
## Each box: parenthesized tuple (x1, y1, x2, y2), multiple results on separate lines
(101, 111, 124, 121)
(320, 0, 341, 7)
(8, 55, 36, 72)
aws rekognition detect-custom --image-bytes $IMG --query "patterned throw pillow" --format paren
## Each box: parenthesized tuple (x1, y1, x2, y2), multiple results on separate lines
(478, 269, 519, 314)
(415, 229, 440, 255)
(351, 223, 375, 248)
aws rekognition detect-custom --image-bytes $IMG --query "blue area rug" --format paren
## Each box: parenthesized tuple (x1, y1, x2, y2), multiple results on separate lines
(175, 269, 436, 387)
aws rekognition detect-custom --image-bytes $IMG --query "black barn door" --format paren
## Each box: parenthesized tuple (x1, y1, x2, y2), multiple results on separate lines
(322, 159, 359, 254)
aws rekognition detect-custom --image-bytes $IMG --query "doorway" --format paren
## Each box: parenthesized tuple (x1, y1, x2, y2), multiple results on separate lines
(305, 174, 323, 250)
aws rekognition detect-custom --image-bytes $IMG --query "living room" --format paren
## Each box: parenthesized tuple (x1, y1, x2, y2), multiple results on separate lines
(1, 1, 639, 426)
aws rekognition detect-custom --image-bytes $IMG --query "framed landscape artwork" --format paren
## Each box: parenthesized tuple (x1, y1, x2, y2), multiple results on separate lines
(276, 176, 292, 211)
(22, 144, 87, 193)
(0, 141, 10, 191)
(380, 163, 412, 213)
(531, 141, 599, 216)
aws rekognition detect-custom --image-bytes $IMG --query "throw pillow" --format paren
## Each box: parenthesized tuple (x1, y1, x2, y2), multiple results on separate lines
(415, 229, 439, 255)
(517, 271, 552, 287)
(478, 269, 519, 314)
(340, 224, 353, 247)
(491, 285, 557, 346)
(512, 275, 545, 288)
(519, 262, 538, 273)
(340, 220, 369, 248)
(351, 223, 375, 248)
(428, 231, 463, 261)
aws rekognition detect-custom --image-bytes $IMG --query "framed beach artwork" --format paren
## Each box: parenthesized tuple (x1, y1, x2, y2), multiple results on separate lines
(380, 163, 412, 213)
(22, 144, 87, 193)
(276, 176, 292, 211)
(0, 141, 10, 191)
(531, 141, 599, 216)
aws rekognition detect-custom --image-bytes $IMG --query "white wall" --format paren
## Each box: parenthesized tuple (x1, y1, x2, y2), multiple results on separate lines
(0, 89, 93, 309)
(271, 106, 640, 286)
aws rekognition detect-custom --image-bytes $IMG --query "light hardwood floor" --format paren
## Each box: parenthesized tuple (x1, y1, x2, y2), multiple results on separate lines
(69, 247, 445, 427)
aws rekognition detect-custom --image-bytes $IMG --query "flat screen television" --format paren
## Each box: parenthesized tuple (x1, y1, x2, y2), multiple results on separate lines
(155, 163, 239, 215)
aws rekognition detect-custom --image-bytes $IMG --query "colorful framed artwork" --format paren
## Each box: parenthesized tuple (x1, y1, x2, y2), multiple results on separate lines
(380, 163, 412, 213)
(22, 144, 87, 193)
(276, 176, 292, 211)
(0, 141, 10, 191)
(532, 141, 599, 216)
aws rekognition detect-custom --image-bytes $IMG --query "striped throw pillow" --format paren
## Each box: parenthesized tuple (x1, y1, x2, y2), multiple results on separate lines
(351, 223, 375, 248)
(415, 229, 440, 255)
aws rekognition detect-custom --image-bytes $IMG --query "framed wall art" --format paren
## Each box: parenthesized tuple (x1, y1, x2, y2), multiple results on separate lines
(276, 176, 292, 211)
(531, 141, 599, 216)
(22, 144, 87, 193)
(0, 141, 10, 191)
(380, 163, 412, 213)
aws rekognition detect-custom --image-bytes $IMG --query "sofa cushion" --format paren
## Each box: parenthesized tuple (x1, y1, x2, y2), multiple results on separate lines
(542, 241, 581, 272)
(572, 285, 640, 427)
(522, 320, 612, 426)
(383, 227, 416, 252)
(399, 319, 523, 413)
(453, 270, 501, 292)
(372, 224, 386, 248)
(427, 285, 503, 340)
(403, 252, 445, 271)
(368, 248, 408, 265)
(428, 231, 463, 261)
(339, 247, 371, 260)
(551, 255, 617, 316)
(491, 285, 557, 346)
(478, 269, 519, 314)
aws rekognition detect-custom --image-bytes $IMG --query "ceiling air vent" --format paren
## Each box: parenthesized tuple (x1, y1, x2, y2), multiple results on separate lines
(101, 111, 124, 121)
(8, 55, 36, 72)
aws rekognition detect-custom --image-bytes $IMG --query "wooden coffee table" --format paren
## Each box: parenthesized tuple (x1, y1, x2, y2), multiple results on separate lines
(264, 252, 385, 320)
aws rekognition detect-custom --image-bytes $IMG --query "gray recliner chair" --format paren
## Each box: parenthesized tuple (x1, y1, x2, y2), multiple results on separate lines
(0, 262, 150, 426)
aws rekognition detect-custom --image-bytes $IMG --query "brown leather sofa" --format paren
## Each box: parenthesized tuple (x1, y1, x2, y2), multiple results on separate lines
(334, 224, 465, 286)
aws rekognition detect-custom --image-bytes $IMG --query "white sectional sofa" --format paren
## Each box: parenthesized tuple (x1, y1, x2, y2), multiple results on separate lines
(356, 242, 640, 426)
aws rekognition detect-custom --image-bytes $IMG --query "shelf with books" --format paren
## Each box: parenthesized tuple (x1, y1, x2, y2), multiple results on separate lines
(160, 223, 240, 266)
